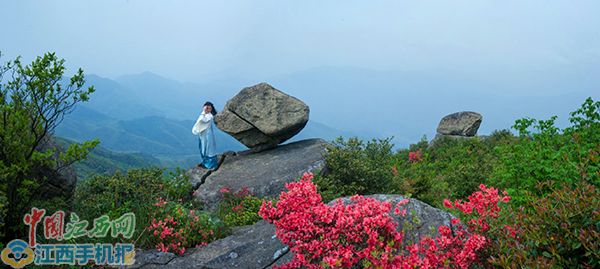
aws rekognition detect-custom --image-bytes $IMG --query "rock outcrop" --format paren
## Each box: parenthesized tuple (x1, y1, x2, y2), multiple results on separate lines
(214, 83, 309, 152)
(436, 111, 482, 137)
(130, 195, 456, 269)
(128, 221, 289, 269)
(193, 139, 327, 211)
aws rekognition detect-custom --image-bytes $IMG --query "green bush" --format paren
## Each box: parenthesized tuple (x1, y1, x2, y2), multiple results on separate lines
(490, 97, 600, 203)
(391, 144, 439, 204)
(73, 167, 194, 247)
(490, 182, 599, 268)
(0, 52, 96, 241)
(216, 187, 263, 227)
(316, 137, 394, 200)
(148, 198, 226, 254)
(391, 132, 511, 206)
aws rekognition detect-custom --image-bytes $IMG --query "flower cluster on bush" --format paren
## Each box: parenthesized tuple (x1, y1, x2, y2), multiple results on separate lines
(408, 149, 423, 163)
(260, 172, 512, 269)
(216, 187, 263, 227)
(147, 197, 226, 254)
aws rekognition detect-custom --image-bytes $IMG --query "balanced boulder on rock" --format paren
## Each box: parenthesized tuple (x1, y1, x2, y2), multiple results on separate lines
(214, 83, 309, 152)
(436, 111, 482, 137)
(193, 139, 327, 211)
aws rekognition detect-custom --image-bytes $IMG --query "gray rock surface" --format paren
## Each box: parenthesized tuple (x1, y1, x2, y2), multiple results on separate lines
(193, 138, 327, 211)
(127, 221, 289, 269)
(215, 83, 309, 152)
(436, 111, 482, 137)
(186, 152, 233, 189)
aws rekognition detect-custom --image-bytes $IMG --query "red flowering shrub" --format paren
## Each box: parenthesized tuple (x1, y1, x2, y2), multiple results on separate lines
(148, 197, 226, 254)
(408, 150, 423, 163)
(443, 184, 511, 234)
(260, 172, 510, 268)
(443, 184, 516, 267)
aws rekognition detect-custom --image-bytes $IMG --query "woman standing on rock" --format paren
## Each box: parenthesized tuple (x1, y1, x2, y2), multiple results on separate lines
(192, 101, 218, 169)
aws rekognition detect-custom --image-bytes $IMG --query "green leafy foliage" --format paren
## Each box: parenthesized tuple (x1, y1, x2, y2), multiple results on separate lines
(216, 187, 263, 228)
(148, 198, 226, 254)
(392, 132, 511, 206)
(0, 52, 95, 241)
(319, 132, 512, 206)
(489, 182, 599, 268)
(490, 97, 600, 203)
(73, 167, 195, 247)
(315, 137, 394, 201)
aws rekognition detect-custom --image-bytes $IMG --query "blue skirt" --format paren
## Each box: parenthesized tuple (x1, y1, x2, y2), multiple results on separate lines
(199, 138, 218, 169)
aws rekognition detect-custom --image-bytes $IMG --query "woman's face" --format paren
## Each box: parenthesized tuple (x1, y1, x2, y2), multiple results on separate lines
(205, 105, 212, 113)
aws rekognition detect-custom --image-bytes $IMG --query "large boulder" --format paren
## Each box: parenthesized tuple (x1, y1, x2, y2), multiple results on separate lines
(193, 139, 327, 211)
(436, 111, 482, 137)
(128, 220, 289, 269)
(215, 83, 310, 152)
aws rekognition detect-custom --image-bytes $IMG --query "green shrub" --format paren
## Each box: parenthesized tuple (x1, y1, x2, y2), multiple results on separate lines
(391, 133, 510, 206)
(216, 187, 263, 227)
(391, 145, 439, 204)
(490, 97, 600, 203)
(73, 167, 194, 247)
(489, 182, 599, 268)
(0, 52, 96, 241)
(316, 137, 394, 200)
(148, 198, 226, 254)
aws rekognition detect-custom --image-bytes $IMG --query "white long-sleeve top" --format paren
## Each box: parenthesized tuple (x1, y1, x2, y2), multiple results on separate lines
(192, 112, 214, 135)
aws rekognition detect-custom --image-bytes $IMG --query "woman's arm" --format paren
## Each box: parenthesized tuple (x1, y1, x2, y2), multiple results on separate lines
(192, 112, 212, 135)
(199, 112, 213, 123)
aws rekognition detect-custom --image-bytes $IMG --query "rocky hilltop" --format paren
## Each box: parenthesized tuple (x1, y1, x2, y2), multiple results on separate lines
(129, 83, 483, 269)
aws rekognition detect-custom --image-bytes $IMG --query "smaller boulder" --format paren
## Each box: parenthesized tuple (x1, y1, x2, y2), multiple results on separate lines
(436, 111, 482, 137)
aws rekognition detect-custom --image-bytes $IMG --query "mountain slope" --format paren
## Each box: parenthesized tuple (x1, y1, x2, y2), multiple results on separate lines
(55, 137, 162, 180)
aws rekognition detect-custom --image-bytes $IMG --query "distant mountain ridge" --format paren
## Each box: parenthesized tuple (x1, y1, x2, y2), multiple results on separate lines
(54, 137, 162, 180)
(58, 66, 596, 176)
(56, 74, 351, 173)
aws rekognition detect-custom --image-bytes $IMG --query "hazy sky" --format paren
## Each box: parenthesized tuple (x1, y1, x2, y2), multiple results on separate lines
(3, 0, 599, 85)
(2, 1, 599, 146)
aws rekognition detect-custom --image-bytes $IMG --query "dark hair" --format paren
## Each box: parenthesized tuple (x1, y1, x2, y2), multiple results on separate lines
(204, 101, 217, 115)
